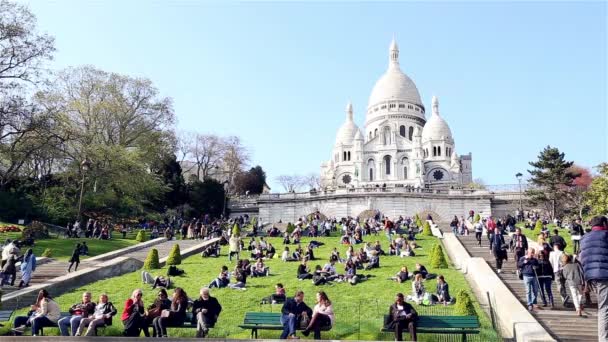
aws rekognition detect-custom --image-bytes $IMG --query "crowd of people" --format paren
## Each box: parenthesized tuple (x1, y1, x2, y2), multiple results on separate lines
(1, 239, 36, 288)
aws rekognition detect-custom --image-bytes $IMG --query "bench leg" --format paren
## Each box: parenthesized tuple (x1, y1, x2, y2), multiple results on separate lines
(462, 332, 467, 342)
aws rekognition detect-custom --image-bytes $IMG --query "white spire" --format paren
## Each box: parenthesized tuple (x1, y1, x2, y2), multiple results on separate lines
(389, 36, 399, 68)
(432, 95, 439, 116)
(346, 100, 353, 121)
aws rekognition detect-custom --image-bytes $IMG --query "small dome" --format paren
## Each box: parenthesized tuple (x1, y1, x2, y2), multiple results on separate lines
(335, 101, 360, 145)
(354, 129, 363, 141)
(421, 96, 453, 142)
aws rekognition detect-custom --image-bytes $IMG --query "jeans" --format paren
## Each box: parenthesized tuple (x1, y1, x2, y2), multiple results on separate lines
(58, 315, 84, 336)
(76, 317, 106, 336)
(31, 316, 55, 336)
(523, 275, 538, 306)
(280, 314, 297, 339)
(591, 279, 608, 341)
(538, 277, 554, 305)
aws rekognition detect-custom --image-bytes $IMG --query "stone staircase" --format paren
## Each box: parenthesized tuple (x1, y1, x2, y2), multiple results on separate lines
(456, 233, 598, 342)
(1, 239, 210, 310)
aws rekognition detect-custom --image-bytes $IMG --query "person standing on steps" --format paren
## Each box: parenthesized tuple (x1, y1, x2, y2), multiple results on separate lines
(561, 253, 586, 317)
(518, 248, 539, 311)
(570, 218, 585, 255)
(491, 228, 507, 273)
(579, 216, 608, 339)
(18, 248, 36, 288)
(473, 219, 483, 247)
(536, 251, 555, 308)
(68, 243, 81, 272)
(510, 228, 528, 271)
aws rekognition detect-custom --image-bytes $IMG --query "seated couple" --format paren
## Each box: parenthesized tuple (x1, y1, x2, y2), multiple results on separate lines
(280, 290, 333, 340)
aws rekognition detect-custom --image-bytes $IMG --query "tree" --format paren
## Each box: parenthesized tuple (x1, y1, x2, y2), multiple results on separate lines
(166, 244, 181, 265)
(526, 146, 578, 219)
(143, 248, 160, 270)
(454, 290, 476, 316)
(233, 165, 266, 195)
(567, 165, 593, 219)
(430, 243, 448, 268)
(180, 132, 225, 181)
(135, 230, 146, 242)
(422, 221, 432, 236)
(188, 178, 225, 218)
(586, 163, 608, 217)
(222, 136, 250, 193)
(467, 178, 486, 190)
(276, 175, 304, 193)
(151, 154, 187, 209)
(304, 173, 322, 190)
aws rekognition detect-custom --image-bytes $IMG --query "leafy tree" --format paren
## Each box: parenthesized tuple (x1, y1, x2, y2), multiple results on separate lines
(431, 244, 448, 268)
(454, 290, 476, 316)
(188, 179, 225, 218)
(422, 221, 432, 236)
(143, 248, 160, 270)
(586, 163, 608, 217)
(166, 244, 181, 265)
(534, 220, 543, 235)
(566, 165, 593, 219)
(135, 230, 146, 242)
(286, 222, 296, 234)
(526, 146, 578, 219)
(233, 165, 267, 195)
(151, 154, 187, 209)
(232, 223, 241, 237)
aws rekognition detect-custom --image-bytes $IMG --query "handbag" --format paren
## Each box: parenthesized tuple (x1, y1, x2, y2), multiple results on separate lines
(299, 313, 310, 329)
(160, 310, 171, 318)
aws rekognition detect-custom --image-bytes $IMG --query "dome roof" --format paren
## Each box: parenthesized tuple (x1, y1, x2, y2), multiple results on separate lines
(335, 101, 360, 145)
(367, 39, 423, 110)
(422, 96, 452, 142)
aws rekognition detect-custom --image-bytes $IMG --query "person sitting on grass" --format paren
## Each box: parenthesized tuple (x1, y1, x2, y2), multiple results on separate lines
(374, 240, 386, 255)
(268, 226, 281, 237)
(262, 283, 287, 304)
(388, 241, 398, 256)
(400, 243, 415, 257)
(59, 291, 96, 336)
(192, 287, 222, 338)
(292, 244, 303, 260)
(411, 274, 426, 305)
(298, 259, 313, 280)
(281, 247, 296, 262)
(266, 243, 276, 259)
(251, 258, 270, 277)
(12, 289, 61, 336)
(75, 293, 117, 336)
(344, 260, 358, 284)
(228, 264, 247, 290)
(302, 291, 334, 339)
(241, 259, 252, 277)
(330, 248, 343, 263)
(283, 232, 291, 245)
(208, 266, 230, 288)
(365, 250, 380, 270)
(152, 287, 189, 337)
(312, 265, 329, 286)
(279, 290, 312, 339)
(391, 266, 409, 283)
(385, 293, 418, 341)
(305, 244, 315, 261)
(412, 263, 428, 279)
(436, 275, 451, 305)
(322, 259, 339, 281)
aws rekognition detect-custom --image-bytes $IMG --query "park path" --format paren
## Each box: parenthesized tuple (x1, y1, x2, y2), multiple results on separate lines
(1, 239, 211, 309)
(456, 232, 598, 342)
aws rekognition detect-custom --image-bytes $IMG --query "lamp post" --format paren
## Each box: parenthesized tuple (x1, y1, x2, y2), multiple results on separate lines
(222, 180, 229, 219)
(515, 172, 523, 219)
(77, 158, 92, 223)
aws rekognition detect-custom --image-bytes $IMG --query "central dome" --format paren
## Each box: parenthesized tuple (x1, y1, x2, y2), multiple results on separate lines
(367, 39, 423, 110)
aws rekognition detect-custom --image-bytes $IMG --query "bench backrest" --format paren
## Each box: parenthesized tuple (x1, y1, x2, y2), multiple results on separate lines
(384, 315, 480, 329)
(243, 312, 282, 326)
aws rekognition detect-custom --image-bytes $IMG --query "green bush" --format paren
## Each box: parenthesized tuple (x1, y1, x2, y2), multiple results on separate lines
(232, 223, 241, 237)
(422, 221, 432, 236)
(135, 230, 146, 242)
(534, 220, 543, 234)
(286, 222, 295, 234)
(21, 221, 50, 240)
(166, 244, 181, 265)
(251, 216, 257, 229)
(473, 214, 480, 223)
(430, 243, 448, 268)
(41, 248, 52, 258)
(143, 248, 160, 270)
(454, 290, 477, 316)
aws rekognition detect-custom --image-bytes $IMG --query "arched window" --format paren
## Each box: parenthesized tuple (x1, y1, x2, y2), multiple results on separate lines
(369, 132, 372, 140)
(433, 146, 436, 157)
(403, 167, 408, 179)
(384, 155, 391, 175)
(374, 128, 378, 137)
(383, 127, 391, 145)
(347, 151, 351, 161)
(408, 126, 414, 140)
(399, 125, 406, 137)
(367, 159, 375, 181)
(438, 146, 441, 156)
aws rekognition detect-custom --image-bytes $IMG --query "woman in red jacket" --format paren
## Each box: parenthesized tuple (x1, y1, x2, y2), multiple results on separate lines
(121, 289, 147, 337)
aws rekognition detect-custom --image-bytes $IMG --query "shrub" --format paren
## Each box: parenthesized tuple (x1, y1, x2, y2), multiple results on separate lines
(143, 248, 160, 270)
(21, 221, 50, 240)
(454, 290, 477, 316)
(422, 221, 432, 236)
(41, 248, 52, 258)
(232, 223, 241, 237)
(430, 243, 448, 268)
(473, 213, 480, 223)
(166, 244, 181, 265)
(286, 222, 295, 234)
(251, 216, 257, 229)
(534, 220, 543, 234)
(135, 230, 146, 242)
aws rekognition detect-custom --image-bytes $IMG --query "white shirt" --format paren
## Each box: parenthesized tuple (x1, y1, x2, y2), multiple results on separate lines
(549, 250, 564, 273)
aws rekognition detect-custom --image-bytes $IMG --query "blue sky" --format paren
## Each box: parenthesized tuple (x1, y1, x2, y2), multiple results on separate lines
(22, 1, 607, 191)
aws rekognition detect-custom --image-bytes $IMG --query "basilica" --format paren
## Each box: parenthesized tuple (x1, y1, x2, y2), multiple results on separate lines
(320, 38, 473, 189)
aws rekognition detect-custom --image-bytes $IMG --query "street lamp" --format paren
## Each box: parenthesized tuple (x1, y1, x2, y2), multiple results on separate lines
(515, 172, 523, 219)
(77, 158, 92, 223)
(222, 180, 229, 219)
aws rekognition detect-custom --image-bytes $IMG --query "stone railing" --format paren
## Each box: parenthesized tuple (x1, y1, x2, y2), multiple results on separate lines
(256, 186, 489, 200)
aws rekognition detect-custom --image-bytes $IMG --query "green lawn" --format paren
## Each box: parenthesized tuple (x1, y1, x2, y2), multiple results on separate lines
(10, 234, 500, 341)
(0, 222, 139, 261)
(516, 223, 574, 254)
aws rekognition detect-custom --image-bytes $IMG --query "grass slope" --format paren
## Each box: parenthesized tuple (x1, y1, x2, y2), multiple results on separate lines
(516, 223, 574, 255)
(11, 234, 499, 341)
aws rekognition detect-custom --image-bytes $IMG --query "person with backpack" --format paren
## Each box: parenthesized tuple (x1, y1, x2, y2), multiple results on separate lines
(517, 248, 539, 311)
(18, 248, 36, 288)
(510, 228, 528, 268)
(491, 230, 507, 274)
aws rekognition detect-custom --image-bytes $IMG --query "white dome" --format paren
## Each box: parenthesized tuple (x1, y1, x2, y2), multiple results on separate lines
(335, 101, 360, 145)
(354, 129, 363, 141)
(367, 39, 423, 110)
(422, 96, 452, 142)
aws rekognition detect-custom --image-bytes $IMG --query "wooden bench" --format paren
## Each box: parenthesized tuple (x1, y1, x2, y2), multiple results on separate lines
(381, 315, 480, 341)
(39, 312, 111, 336)
(239, 312, 330, 339)
(0, 310, 14, 322)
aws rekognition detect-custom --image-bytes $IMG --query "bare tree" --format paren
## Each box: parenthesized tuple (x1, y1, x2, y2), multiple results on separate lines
(222, 136, 250, 187)
(304, 173, 321, 190)
(276, 175, 304, 193)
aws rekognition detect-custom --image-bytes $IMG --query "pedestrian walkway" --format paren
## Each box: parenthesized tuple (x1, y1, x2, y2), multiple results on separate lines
(1, 238, 217, 310)
(456, 232, 598, 342)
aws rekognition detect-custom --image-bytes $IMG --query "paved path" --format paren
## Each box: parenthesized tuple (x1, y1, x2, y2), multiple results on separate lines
(456, 233, 598, 342)
(1, 239, 210, 309)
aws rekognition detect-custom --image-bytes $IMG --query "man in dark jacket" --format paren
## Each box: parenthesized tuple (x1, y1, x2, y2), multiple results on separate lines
(385, 293, 418, 341)
(59, 291, 96, 336)
(280, 290, 312, 339)
(510, 228, 528, 266)
(549, 229, 567, 251)
(570, 219, 585, 254)
(579, 216, 608, 341)
(517, 248, 539, 311)
(192, 287, 222, 338)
